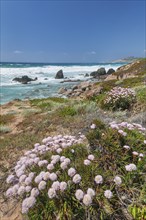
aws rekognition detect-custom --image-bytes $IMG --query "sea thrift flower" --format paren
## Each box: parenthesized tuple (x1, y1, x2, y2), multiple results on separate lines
(49, 173, 57, 181)
(83, 194, 92, 206)
(123, 145, 130, 150)
(34, 175, 42, 184)
(31, 188, 39, 197)
(84, 159, 91, 166)
(60, 182, 67, 191)
(38, 160, 48, 167)
(6, 188, 14, 197)
(139, 153, 144, 157)
(43, 172, 50, 181)
(19, 175, 27, 183)
(125, 163, 137, 171)
(60, 156, 66, 162)
(132, 151, 139, 156)
(47, 164, 54, 171)
(6, 175, 15, 184)
(25, 186, 32, 193)
(60, 162, 68, 170)
(52, 181, 60, 191)
(90, 124, 96, 129)
(22, 196, 36, 214)
(114, 176, 122, 185)
(48, 188, 56, 198)
(38, 181, 46, 190)
(56, 148, 62, 154)
(144, 140, 146, 144)
(64, 158, 71, 165)
(95, 175, 103, 184)
(18, 186, 26, 196)
(25, 177, 32, 185)
(68, 168, 76, 177)
(104, 190, 113, 199)
(73, 174, 81, 184)
(88, 154, 95, 161)
(75, 189, 84, 201)
(71, 149, 75, 153)
(87, 188, 95, 198)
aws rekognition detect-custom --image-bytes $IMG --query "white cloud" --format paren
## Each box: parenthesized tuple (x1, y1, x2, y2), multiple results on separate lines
(13, 50, 23, 54)
(90, 51, 96, 55)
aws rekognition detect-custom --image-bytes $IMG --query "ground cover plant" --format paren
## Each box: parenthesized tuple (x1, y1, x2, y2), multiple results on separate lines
(5, 119, 146, 220)
(103, 87, 136, 110)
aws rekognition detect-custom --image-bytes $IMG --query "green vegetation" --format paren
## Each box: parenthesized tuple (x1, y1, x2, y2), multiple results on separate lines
(0, 113, 15, 125)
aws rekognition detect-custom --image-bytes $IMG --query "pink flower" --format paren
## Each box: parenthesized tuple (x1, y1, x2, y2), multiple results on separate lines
(75, 189, 84, 201)
(68, 168, 76, 177)
(88, 154, 95, 161)
(104, 190, 113, 199)
(72, 174, 81, 184)
(48, 188, 56, 198)
(83, 194, 92, 206)
(60, 182, 67, 191)
(95, 175, 103, 184)
(49, 173, 57, 181)
(90, 124, 96, 129)
(84, 159, 91, 166)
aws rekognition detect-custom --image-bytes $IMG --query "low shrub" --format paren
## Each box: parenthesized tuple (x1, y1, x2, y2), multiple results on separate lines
(103, 87, 136, 110)
(58, 106, 77, 117)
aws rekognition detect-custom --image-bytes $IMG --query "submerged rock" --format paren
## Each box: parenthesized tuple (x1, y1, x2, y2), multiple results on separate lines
(12, 75, 38, 84)
(55, 70, 64, 79)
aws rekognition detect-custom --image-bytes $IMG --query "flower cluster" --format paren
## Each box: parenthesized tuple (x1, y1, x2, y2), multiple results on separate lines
(110, 121, 146, 136)
(104, 87, 136, 110)
(5, 134, 85, 214)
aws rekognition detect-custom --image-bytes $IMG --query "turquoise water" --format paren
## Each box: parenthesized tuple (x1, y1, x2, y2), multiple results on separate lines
(0, 62, 125, 104)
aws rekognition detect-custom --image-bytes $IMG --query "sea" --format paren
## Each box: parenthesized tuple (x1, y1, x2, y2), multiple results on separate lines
(0, 62, 126, 104)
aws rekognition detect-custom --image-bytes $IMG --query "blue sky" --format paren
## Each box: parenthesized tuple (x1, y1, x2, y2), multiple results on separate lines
(1, 0, 145, 63)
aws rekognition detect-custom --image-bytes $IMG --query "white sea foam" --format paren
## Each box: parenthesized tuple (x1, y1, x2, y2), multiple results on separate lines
(0, 63, 123, 104)
(0, 64, 121, 86)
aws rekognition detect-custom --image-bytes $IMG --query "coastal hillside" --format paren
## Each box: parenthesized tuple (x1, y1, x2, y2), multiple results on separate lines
(105, 58, 146, 81)
(0, 60, 146, 220)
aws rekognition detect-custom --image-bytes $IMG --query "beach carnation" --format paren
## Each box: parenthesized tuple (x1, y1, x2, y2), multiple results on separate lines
(84, 159, 91, 166)
(31, 188, 39, 197)
(49, 173, 57, 181)
(38, 181, 46, 190)
(123, 145, 130, 150)
(90, 124, 96, 129)
(68, 168, 76, 177)
(60, 182, 67, 191)
(75, 189, 84, 201)
(22, 196, 36, 214)
(104, 190, 113, 199)
(60, 162, 68, 170)
(132, 151, 139, 156)
(47, 164, 54, 171)
(6, 175, 15, 184)
(95, 175, 103, 184)
(48, 188, 56, 199)
(83, 194, 92, 206)
(18, 186, 26, 196)
(87, 188, 95, 198)
(114, 176, 122, 185)
(125, 163, 137, 171)
(52, 181, 60, 191)
(88, 154, 95, 161)
(73, 174, 81, 184)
